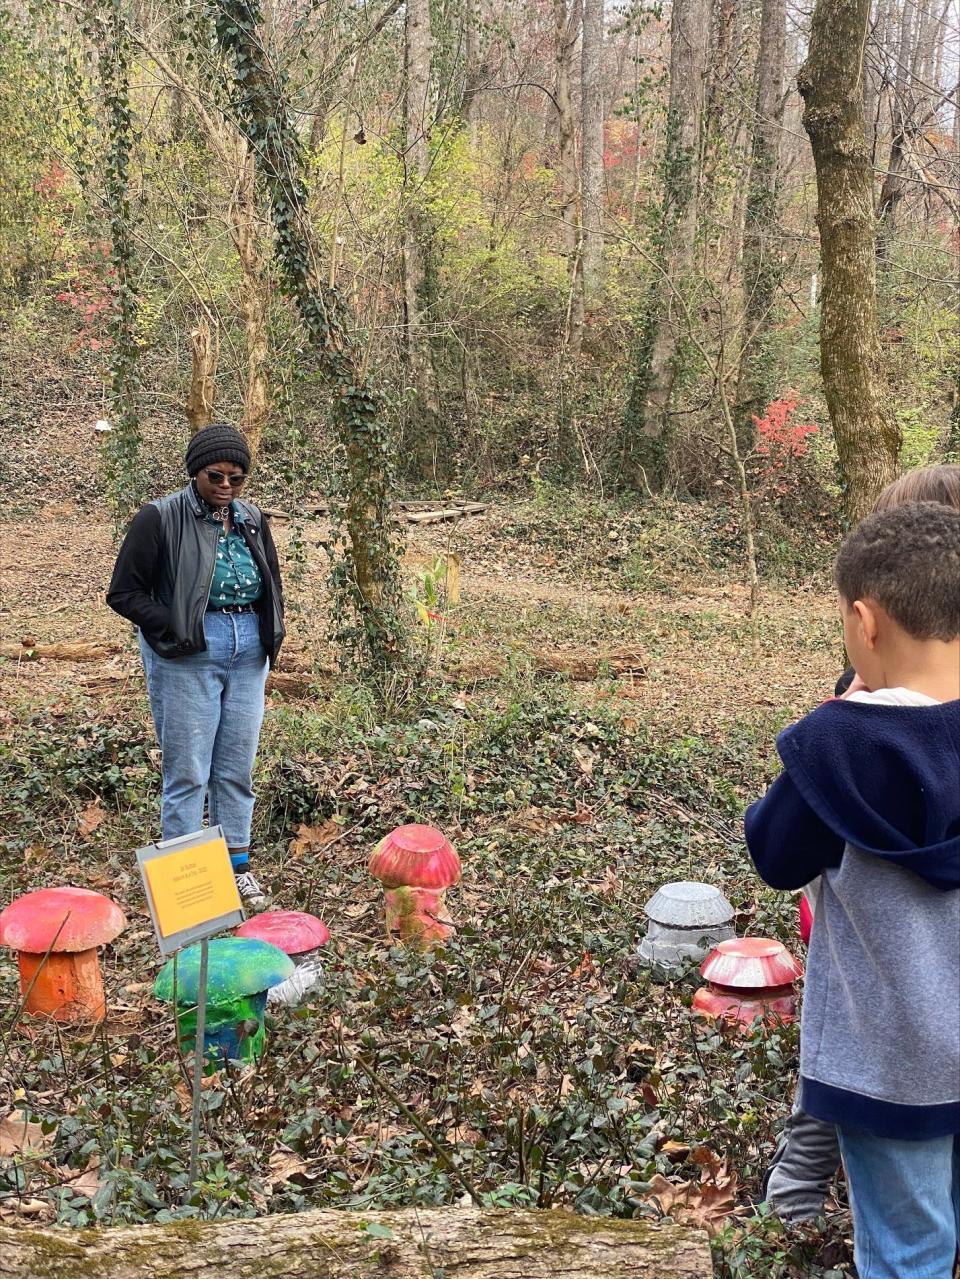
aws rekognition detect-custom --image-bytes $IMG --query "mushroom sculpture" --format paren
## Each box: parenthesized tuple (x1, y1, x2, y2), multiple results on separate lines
(692, 937, 803, 1030)
(369, 824, 461, 950)
(0, 886, 126, 1023)
(638, 881, 735, 971)
(235, 911, 330, 1007)
(154, 937, 293, 1066)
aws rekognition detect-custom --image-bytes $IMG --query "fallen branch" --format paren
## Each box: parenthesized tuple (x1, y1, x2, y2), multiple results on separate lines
(452, 648, 647, 682)
(261, 501, 488, 524)
(0, 642, 122, 663)
(0, 1206, 710, 1277)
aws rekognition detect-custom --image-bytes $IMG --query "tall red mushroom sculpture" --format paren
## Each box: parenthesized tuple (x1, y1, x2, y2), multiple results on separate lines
(0, 886, 126, 1023)
(369, 824, 461, 950)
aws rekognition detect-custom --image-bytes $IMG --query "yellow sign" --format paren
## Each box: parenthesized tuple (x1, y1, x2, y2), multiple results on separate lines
(143, 836, 241, 940)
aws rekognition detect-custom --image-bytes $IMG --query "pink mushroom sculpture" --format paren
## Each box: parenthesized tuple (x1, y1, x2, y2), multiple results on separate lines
(692, 937, 803, 1030)
(369, 824, 461, 950)
(235, 910, 330, 1006)
(0, 886, 126, 1023)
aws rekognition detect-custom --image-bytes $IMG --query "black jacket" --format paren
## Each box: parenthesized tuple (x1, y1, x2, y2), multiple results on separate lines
(107, 484, 285, 666)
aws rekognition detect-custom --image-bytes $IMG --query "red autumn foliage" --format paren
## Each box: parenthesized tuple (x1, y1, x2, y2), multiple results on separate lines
(752, 395, 818, 460)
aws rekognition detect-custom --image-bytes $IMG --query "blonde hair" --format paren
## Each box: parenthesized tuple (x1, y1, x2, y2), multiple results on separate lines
(874, 464, 960, 514)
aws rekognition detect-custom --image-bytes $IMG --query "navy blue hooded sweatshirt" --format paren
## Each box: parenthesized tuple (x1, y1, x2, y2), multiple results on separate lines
(745, 697, 960, 1139)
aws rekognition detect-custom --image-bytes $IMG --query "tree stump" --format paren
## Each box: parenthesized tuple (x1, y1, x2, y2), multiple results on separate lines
(1, 1206, 710, 1278)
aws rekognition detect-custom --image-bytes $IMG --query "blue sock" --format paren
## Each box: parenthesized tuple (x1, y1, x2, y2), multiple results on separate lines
(230, 849, 250, 871)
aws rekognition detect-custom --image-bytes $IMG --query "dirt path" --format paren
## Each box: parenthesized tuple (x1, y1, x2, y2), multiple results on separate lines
(0, 512, 839, 729)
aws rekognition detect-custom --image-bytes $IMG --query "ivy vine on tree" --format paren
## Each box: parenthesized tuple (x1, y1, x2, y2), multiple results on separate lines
(86, 0, 143, 531)
(206, 0, 409, 674)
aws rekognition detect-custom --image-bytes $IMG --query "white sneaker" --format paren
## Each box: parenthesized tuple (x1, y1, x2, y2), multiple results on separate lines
(266, 955, 324, 1007)
(235, 870, 268, 909)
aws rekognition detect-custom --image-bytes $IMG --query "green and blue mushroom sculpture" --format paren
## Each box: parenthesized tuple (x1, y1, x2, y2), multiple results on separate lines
(154, 937, 293, 1066)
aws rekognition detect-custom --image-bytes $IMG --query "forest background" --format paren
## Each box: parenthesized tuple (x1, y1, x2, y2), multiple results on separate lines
(0, 0, 957, 1274)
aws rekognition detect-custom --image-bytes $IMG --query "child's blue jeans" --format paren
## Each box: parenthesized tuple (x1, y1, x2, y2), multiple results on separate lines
(139, 610, 268, 856)
(838, 1127, 960, 1279)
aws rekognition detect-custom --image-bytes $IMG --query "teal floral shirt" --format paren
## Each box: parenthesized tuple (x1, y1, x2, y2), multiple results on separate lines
(204, 506, 264, 608)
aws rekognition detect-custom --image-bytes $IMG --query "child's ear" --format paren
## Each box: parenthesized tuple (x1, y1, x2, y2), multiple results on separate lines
(852, 599, 880, 649)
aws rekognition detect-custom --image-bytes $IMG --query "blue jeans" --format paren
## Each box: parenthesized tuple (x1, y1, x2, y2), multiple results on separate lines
(838, 1127, 960, 1279)
(139, 611, 268, 854)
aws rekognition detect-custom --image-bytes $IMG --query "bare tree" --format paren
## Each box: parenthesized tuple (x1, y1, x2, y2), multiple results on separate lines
(554, 0, 585, 352)
(734, 0, 787, 448)
(799, 0, 901, 521)
(623, 0, 710, 487)
(580, 0, 604, 304)
(403, 0, 440, 470)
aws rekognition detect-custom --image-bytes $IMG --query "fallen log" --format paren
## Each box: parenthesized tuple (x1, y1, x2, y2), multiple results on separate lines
(405, 503, 487, 525)
(453, 647, 647, 682)
(262, 501, 488, 525)
(0, 1206, 710, 1278)
(0, 642, 121, 663)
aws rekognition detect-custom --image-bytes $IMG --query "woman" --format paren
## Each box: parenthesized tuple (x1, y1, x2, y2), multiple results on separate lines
(107, 423, 284, 907)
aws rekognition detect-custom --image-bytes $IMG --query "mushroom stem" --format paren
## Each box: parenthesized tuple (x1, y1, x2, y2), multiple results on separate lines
(17, 948, 105, 1022)
(176, 993, 269, 1069)
(384, 887, 453, 949)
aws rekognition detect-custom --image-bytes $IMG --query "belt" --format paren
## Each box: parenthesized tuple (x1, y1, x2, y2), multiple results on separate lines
(208, 603, 257, 614)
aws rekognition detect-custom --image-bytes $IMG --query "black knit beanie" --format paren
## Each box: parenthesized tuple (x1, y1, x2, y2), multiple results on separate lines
(184, 423, 252, 477)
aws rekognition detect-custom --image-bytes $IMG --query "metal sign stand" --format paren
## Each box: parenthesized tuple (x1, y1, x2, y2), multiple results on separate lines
(188, 938, 209, 1189)
(135, 826, 244, 1200)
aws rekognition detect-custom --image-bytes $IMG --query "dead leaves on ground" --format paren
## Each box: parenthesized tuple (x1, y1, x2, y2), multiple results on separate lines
(641, 1145, 740, 1235)
(77, 800, 107, 839)
(0, 1110, 54, 1158)
(288, 819, 341, 859)
(0, 1109, 105, 1221)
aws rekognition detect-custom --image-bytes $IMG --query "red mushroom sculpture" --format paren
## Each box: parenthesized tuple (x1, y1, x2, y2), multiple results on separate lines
(235, 910, 330, 1006)
(0, 886, 126, 1022)
(369, 824, 461, 950)
(692, 937, 803, 1030)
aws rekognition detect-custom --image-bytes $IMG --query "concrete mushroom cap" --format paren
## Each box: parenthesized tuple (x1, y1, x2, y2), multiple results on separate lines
(369, 824, 461, 889)
(235, 911, 330, 955)
(154, 937, 294, 1005)
(0, 886, 126, 954)
(700, 937, 803, 989)
(644, 881, 734, 928)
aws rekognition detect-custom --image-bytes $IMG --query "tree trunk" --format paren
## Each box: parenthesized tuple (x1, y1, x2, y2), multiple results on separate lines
(185, 314, 219, 434)
(233, 143, 271, 459)
(554, 0, 584, 353)
(403, 0, 440, 475)
(0, 1207, 710, 1278)
(580, 0, 604, 304)
(701, 0, 736, 224)
(799, 0, 900, 522)
(733, 0, 787, 450)
(461, 0, 490, 134)
(622, 0, 709, 488)
(212, 0, 408, 670)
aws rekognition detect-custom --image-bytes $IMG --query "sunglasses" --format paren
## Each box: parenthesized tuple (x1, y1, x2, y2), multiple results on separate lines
(204, 469, 247, 488)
